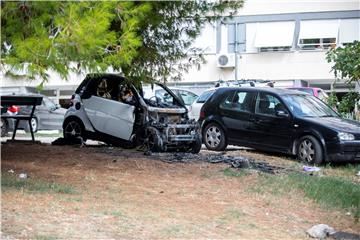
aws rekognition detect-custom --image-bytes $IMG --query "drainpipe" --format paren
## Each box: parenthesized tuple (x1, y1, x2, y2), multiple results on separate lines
(234, 22, 238, 81)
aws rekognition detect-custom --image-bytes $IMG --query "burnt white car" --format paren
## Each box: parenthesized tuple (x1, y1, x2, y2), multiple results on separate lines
(63, 74, 202, 152)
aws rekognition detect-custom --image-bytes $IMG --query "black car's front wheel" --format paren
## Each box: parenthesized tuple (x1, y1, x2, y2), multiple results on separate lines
(203, 122, 227, 151)
(297, 135, 323, 165)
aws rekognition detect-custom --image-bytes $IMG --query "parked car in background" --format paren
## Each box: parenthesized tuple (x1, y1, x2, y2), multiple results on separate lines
(1, 105, 19, 137)
(287, 87, 329, 101)
(63, 74, 201, 152)
(188, 88, 216, 120)
(199, 87, 360, 164)
(15, 95, 66, 132)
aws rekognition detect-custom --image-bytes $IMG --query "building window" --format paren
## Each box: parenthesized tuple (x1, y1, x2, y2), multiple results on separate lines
(253, 21, 295, 52)
(339, 18, 360, 46)
(228, 23, 246, 53)
(299, 38, 336, 50)
(244, 21, 295, 53)
(298, 20, 339, 50)
(259, 46, 291, 52)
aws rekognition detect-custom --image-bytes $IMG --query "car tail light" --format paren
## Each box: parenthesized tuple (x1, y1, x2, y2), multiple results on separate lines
(8, 105, 19, 114)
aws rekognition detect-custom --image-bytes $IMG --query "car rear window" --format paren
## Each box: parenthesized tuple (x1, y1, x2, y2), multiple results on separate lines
(196, 90, 215, 103)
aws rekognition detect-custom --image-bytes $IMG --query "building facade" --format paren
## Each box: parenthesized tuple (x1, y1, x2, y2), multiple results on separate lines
(179, 0, 360, 93)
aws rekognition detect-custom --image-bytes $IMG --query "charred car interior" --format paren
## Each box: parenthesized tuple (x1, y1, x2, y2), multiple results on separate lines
(63, 74, 202, 153)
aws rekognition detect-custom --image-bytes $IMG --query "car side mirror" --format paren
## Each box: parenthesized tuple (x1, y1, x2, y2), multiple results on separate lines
(276, 110, 289, 118)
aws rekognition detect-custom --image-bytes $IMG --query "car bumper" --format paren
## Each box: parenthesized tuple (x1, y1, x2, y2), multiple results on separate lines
(326, 140, 360, 162)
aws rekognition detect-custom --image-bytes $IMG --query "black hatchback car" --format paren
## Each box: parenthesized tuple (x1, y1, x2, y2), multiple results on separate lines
(199, 87, 360, 164)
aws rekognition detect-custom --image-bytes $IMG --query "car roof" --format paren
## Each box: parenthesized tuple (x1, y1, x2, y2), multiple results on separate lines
(214, 87, 308, 96)
(287, 87, 322, 90)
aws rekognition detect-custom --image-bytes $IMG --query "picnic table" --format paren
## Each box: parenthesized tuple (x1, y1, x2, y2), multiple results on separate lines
(1, 95, 43, 141)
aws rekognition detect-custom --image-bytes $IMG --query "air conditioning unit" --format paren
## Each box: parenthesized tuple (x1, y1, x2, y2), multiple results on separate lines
(217, 53, 235, 68)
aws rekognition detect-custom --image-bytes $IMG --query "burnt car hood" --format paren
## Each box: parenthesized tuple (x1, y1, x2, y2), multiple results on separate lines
(303, 116, 360, 134)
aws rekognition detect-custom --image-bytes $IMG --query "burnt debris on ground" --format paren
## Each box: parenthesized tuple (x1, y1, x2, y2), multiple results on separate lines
(151, 152, 296, 175)
(64, 144, 296, 175)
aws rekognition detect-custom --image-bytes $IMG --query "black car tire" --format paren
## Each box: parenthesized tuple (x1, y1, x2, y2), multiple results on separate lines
(24, 117, 38, 133)
(148, 128, 164, 152)
(297, 135, 323, 165)
(1, 118, 8, 137)
(63, 119, 87, 142)
(203, 122, 227, 151)
(190, 134, 202, 153)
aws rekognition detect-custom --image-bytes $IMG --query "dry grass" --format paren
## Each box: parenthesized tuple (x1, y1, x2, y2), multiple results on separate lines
(1, 142, 359, 239)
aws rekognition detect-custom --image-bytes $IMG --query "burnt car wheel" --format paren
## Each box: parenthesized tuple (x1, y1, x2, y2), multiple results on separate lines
(297, 135, 323, 165)
(190, 134, 202, 153)
(203, 123, 227, 151)
(63, 119, 87, 142)
(148, 128, 164, 152)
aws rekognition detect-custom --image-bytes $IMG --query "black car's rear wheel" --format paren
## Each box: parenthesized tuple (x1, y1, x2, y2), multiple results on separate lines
(63, 119, 87, 142)
(297, 135, 323, 165)
(203, 122, 227, 151)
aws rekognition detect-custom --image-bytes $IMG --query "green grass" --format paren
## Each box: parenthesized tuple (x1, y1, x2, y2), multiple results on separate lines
(222, 168, 249, 177)
(34, 235, 58, 240)
(1, 173, 76, 194)
(248, 172, 360, 219)
(288, 173, 360, 218)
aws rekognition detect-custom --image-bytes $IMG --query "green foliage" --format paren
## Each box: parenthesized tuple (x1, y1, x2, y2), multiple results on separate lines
(326, 91, 338, 109)
(326, 41, 360, 84)
(338, 91, 360, 114)
(1, 1, 243, 85)
(222, 168, 249, 177)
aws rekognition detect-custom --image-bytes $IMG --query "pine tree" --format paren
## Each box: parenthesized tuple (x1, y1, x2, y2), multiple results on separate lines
(1, 1, 243, 86)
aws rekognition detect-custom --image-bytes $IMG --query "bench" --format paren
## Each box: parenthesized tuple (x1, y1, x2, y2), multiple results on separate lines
(1, 95, 43, 141)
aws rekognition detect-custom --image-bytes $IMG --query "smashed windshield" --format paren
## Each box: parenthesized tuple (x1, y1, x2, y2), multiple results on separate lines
(282, 94, 338, 118)
(141, 84, 181, 108)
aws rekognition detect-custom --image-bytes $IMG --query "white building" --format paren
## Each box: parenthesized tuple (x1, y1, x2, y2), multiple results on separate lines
(177, 0, 360, 94)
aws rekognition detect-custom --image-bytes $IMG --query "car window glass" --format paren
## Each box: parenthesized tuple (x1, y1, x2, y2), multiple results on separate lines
(43, 97, 56, 110)
(283, 94, 338, 117)
(179, 90, 198, 106)
(196, 90, 214, 103)
(155, 89, 174, 104)
(220, 91, 253, 113)
(256, 93, 285, 116)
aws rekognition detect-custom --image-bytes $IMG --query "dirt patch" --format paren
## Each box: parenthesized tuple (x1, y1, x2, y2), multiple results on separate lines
(1, 142, 359, 239)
